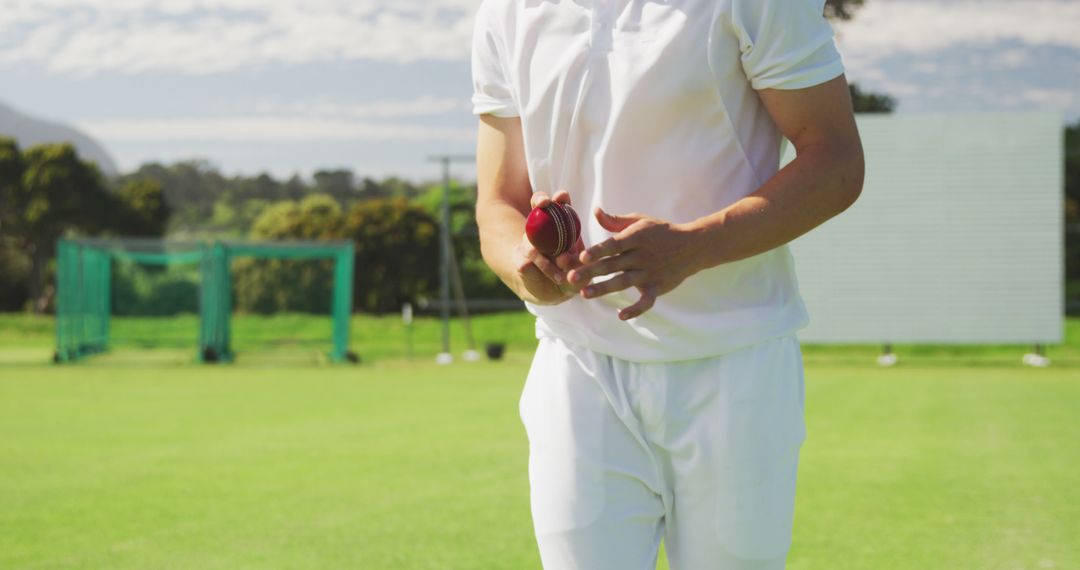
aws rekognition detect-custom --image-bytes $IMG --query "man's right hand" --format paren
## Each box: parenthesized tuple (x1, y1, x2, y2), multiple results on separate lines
(476, 114, 585, 306)
(510, 190, 584, 305)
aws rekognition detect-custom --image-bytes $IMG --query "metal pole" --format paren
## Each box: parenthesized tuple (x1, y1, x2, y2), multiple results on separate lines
(402, 302, 414, 361)
(439, 157, 453, 362)
(447, 236, 479, 360)
(428, 155, 474, 365)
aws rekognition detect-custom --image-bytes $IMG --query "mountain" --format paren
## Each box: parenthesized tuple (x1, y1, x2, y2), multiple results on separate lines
(0, 101, 119, 177)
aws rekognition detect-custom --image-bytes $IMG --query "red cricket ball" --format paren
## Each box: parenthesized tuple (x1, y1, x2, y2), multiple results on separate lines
(525, 201, 581, 257)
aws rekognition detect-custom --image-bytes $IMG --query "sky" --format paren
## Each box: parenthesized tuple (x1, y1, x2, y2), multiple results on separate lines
(0, 0, 1077, 181)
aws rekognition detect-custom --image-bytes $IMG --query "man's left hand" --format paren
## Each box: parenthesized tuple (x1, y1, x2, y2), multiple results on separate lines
(567, 207, 704, 321)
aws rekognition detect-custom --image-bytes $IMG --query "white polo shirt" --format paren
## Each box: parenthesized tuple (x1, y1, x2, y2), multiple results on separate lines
(472, 0, 845, 362)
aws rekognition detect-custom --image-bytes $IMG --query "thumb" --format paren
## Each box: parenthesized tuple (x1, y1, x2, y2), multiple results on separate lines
(595, 207, 638, 233)
(530, 191, 552, 209)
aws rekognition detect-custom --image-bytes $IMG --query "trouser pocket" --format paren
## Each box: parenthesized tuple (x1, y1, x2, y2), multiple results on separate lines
(519, 338, 607, 534)
(715, 336, 805, 559)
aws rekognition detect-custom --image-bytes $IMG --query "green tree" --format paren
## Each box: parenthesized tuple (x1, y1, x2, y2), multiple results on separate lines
(234, 194, 346, 314)
(3, 143, 111, 312)
(824, 0, 865, 21)
(230, 173, 283, 202)
(114, 178, 170, 236)
(0, 139, 28, 310)
(358, 177, 392, 200)
(357, 176, 423, 201)
(344, 198, 440, 313)
(417, 181, 477, 239)
(0, 138, 24, 237)
(0, 239, 30, 311)
(117, 160, 230, 233)
(417, 181, 517, 304)
(849, 83, 896, 113)
(821, 0, 897, 114)
(282, 174, 309, 202)
(250, 194, 344, 240)
(313, 169, 357, 204)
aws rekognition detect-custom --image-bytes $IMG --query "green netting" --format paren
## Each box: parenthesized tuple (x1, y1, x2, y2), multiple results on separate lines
(55, 238, 354, 364)
(55, 240, 111, 360)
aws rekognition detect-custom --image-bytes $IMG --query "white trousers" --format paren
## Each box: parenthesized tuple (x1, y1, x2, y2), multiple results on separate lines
(520, 335, 806, 570)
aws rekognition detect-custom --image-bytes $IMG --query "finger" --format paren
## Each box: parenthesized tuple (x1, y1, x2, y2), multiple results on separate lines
(581, 271, 639, 299)
(568, 253, 636, 286)
(553, 236, 585, 271)
(553, 249, 580, 272)
(569, 235, 586, 256)
(530, 192, 552, 209)
(618, 286, 657, 320)
(523, 244, 565, 284)
(580, 234, 633, 264)
(557, 281, 579, 297)
(551, 189, 572, 205)
(594, 207, 639, 233)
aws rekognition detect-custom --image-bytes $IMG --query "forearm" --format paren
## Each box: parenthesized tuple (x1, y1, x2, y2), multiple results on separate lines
(686, 139, 864, 271)
(477, 197, 531, 294)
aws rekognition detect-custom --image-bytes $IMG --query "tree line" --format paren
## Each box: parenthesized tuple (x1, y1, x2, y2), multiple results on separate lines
(0, 140, 510, 315)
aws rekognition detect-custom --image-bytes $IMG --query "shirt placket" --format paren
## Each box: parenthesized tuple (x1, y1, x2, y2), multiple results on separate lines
(588, 0, 614, 54)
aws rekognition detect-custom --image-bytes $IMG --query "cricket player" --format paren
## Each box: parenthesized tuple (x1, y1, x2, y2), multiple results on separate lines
(472, 0, 864, 568)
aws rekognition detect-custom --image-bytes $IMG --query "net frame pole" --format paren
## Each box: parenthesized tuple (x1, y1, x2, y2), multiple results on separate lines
(330, 244, 355, 362)
(84, 246, 96, 353)
(199, 242, 233, 362)
(101, 249, 111, 350)
(55, 239, 72, 362)
(222, 246, 233, 361)
(85, 245, 109, 354)
(74, 243, 85, 355)
(198, 242, 211, 360)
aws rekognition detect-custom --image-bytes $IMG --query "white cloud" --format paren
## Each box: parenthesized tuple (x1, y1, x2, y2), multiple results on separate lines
(832, 0, 1080, 117)
(4, 0, 1079, 78)
(78, 116, 475, 142)
(1005, 87, 1076, 108)
(76, 95, 475, 143)
(246, 96, 470, 119)
(0, 0, 480, 75)
(992, 48, 1031, 69)
(835, 0, 1080, 70)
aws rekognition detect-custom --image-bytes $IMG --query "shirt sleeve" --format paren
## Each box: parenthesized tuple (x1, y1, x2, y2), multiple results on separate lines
(471, 4, 519, 118)
(730, 0, 845, 91)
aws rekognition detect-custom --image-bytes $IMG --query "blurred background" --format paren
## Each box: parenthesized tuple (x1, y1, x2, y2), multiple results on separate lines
(1, 1, 1078, 569)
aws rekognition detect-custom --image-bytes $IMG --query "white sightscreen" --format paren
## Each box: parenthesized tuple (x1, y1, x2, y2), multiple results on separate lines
(787, 113, 1063, 344)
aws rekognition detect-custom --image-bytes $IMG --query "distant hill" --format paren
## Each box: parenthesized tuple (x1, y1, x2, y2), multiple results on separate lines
(0, 101, 119, 177)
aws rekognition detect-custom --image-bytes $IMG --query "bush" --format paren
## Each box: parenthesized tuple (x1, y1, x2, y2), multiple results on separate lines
(0, 243, 30, 311)
(111, 263, 199, 316)
(345, 198, 440, 314)
(233, 257, 335, 315)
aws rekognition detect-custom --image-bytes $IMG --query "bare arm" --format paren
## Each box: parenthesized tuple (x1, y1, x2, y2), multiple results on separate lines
(569, 75, 865, 319)
(686, 75, 864, 266)
(475, 114, 582, 305)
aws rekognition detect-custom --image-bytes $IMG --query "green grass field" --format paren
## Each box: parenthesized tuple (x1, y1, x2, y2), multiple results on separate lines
(1, 314, 1078, 569)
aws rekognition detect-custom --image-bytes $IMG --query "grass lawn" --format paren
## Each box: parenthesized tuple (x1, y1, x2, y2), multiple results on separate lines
(1, 314, 1078, 568)
(2, 312, 1078, 367)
